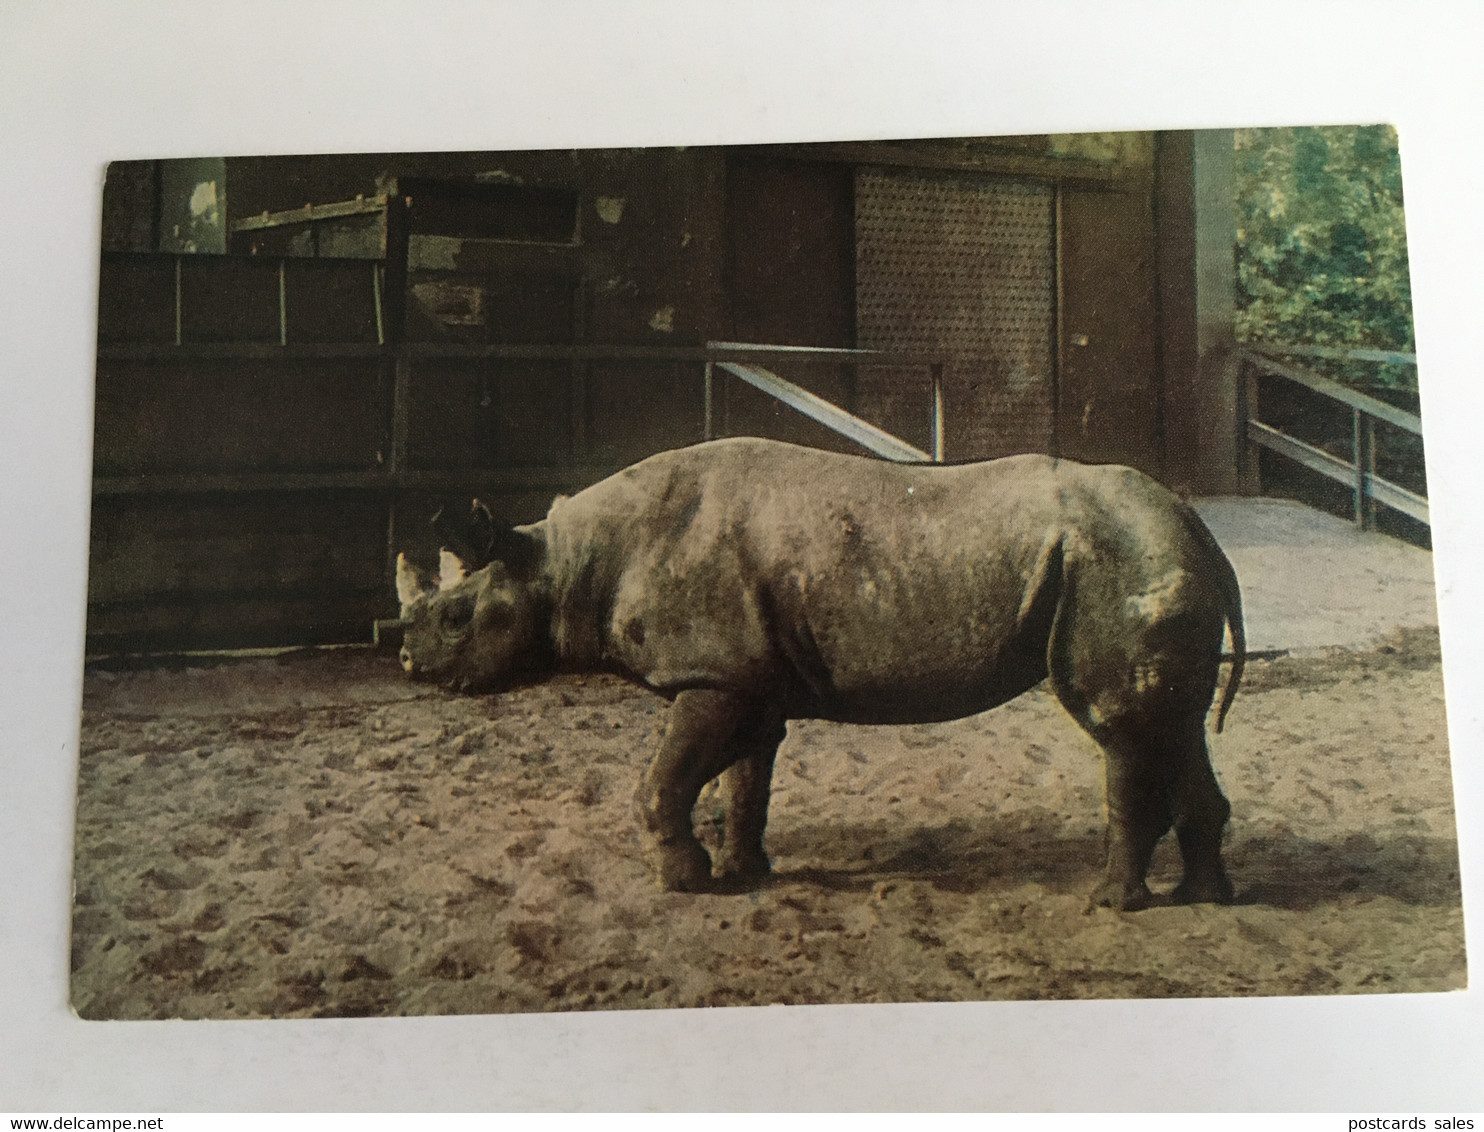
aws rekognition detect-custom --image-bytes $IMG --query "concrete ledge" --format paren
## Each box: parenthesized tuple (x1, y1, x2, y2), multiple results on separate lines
(1191, 496, 1438, 654)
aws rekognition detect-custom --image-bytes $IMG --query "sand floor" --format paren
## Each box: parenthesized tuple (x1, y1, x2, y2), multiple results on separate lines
(70, 627, 1464, 1019)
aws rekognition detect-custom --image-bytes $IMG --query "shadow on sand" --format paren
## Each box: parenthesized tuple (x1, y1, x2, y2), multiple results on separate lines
(762, 812, 1461, 911)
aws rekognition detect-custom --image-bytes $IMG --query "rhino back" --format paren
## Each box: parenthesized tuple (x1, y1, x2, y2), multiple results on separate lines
(541, 439, 1220, 721)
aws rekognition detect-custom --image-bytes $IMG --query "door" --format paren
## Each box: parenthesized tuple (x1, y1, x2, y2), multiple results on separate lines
(855, 169, 1055, 460)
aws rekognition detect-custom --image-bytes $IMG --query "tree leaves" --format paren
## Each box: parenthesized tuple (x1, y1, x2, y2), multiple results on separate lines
(1234, 126, 1416, 390)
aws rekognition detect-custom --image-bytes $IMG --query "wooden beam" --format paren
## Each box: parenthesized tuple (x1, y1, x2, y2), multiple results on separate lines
(230, 194, 389, 233)
(92, 470, 390, 495)
(716, 362, 931, 463)
(758, 141, 1126, 187)
(1248, 342, 1417, 366)
(407, 235, 582, 273)
(395, 466, 626, 492)
(92, 464, 633, 497)
(99, 342, 385, 360)
(98, 340, 949, 368)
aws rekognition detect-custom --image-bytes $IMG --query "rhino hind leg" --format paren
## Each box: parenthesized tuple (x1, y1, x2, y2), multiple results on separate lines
(1050, 609, 1233, 910)
(710, 707, 787, 886)
(634, 688, 756, 893)
(1078, 717, 1232, 911)
(1168, 735, 1235, 905)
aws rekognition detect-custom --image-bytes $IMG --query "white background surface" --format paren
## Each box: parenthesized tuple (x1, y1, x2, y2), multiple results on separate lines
(2, 0, 1481, 1112)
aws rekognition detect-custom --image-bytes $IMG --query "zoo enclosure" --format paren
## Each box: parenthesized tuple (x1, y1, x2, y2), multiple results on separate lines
(1241, 343, 1427, 531)
(92, 136, 1260, 654)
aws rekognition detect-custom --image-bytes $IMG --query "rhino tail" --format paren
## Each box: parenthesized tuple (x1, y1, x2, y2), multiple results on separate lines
(1173, 501, 1244, 734)
(1213, 547, 1245, 734)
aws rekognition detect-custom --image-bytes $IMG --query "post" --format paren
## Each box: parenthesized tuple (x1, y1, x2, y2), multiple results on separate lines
(380, 191, 412, 600)
(930, 363, 945, 462)
(173, 255, 182, 346)
(703, 361, 715, 441)
(1364, 414, 1377, 529)
(381, 190, 410, 346)
(383, 346, 413, 601)
(1353, 408, 1376, 529)
(383, 496, 401, 637)
(278, 259, 288, 346)
(1236, 352, 1263, 495)
(389, 348, 411, 477)
(1156, 130, 1239, 494)
(373, 262, 384, 346)
(568, 275, 588, 462)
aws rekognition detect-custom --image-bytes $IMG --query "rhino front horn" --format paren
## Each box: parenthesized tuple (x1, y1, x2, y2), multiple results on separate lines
(396, 553, 433, 616)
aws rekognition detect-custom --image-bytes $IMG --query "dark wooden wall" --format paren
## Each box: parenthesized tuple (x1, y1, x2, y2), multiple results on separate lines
(90, 135, 1224, 653)
(721, 156, 861, 454)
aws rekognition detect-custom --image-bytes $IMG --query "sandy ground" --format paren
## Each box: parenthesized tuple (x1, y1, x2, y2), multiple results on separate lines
(70, 626, 1464, 1019)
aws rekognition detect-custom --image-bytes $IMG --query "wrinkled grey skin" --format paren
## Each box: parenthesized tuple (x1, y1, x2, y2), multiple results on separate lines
(397, 437, 1245, 911)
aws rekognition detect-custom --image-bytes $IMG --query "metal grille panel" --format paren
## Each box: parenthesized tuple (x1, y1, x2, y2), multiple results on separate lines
(855, 171, 1055, 459)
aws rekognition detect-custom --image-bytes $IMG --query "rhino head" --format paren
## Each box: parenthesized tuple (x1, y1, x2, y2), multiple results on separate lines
(395, 527, 550, 693)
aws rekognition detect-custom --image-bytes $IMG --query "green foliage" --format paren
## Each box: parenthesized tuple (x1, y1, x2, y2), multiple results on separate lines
(1234, 125, 1416, 389)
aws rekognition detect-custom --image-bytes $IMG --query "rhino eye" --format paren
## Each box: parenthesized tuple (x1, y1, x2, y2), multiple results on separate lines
(438, 594, 477, 636)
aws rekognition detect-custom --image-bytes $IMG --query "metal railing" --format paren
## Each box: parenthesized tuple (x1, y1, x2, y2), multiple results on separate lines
(1241, 343, 1426, 529)
(98, 253, 950, 493)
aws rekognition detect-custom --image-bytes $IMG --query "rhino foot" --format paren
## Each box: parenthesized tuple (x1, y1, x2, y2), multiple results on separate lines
(649, 839, 715, 893)
(1171, 871, 1235, 906)
(1086, 879, 1155, 913)
(712, 847, 772, 890)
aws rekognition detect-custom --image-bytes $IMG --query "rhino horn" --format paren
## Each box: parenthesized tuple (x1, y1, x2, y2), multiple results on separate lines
(438, 548, 469, 591)
(396, 553, 433, 616)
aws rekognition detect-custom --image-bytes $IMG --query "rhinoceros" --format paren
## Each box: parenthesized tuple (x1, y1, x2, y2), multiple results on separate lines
(395, 437, 1245, 911)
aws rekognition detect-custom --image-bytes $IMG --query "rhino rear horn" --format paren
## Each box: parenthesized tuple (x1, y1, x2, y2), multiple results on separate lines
(438, 548, 469, 591)
(430, 501, 478, 565)
(396, 553, 434, 616)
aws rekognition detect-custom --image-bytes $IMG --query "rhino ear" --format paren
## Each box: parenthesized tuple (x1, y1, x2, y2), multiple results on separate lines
(467, 498, 495, 557)
(469, 500, 543, 576)
(438, 548, 468, 591)
(430, 499, 494, 569)
(488, 525, 543, 575)
(396, 553, 433, 616)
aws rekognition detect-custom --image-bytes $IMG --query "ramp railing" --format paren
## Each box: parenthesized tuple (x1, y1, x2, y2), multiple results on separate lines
(704, 341, 943, 463)
(1240, 343, 1426, 529)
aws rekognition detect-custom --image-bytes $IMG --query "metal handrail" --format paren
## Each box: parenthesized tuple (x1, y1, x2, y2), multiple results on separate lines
(1244, 341, 1417, 367)
(712, 361, 933, 463)
(703, 341, 945, 463)
(1241, 345, 1426, 529)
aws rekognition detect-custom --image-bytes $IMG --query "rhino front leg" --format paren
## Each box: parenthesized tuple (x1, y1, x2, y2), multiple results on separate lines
(711, 706, 786, 887)
(635, 688, 750, 892)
